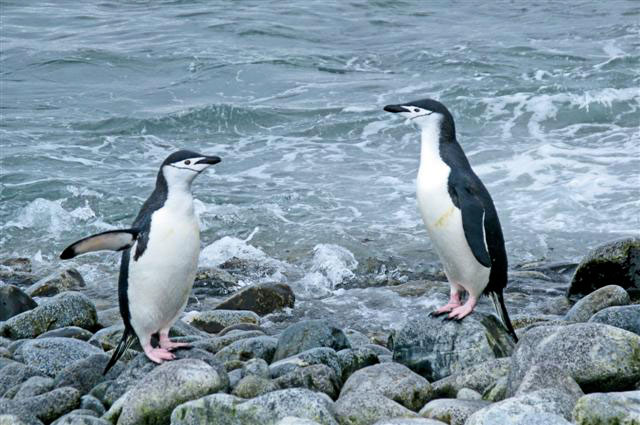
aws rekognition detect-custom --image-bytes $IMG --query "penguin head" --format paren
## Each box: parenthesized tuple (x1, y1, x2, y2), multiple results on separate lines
(160, 150, 221, 189)
(383, 98, 454, 132)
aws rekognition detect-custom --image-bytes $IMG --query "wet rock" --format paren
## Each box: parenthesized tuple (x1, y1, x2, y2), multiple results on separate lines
(273, 320, 350, 362)
(344, 329, 370, 347)
(36, 326, 93, 341)
(213, 335, 277, 363)
(568, 237, 640, 297)
(12, 376, 54, 399)
(217, 323, 265, 336)
(508, 322, 640, 392)
(0, 258, 37, 288)
(242, 358, 270, 379)
(2, 386, 81, 423)
(96, 307, 121, 328)
(419, 399, 490, 425)
(509, 362, 583, 402)
(52, 412, 110, 424)
(215, 282, 295, 316)
(17, 337, 103, 378)
(26, 268, 85, 297)
(171, 389, 338, 425)
(589, 304, 640, 335)
(1, 258, 32, 273)
(0, 292, 97, 339)
(182, 309, 259, 334)
(337, 346, 380, 382)
(270, 347, 342, 380)
(232, 374, 279, 398)
(340, 362, 432, 411)
(334, 391, 418, 425)
(53, 354, 124, 394)
(0, 285, 37, 320)
(116, 359, 228, 425)
(392, 312, 515, 382)
(430, 358, 511, 399)
(193, 267, 240, 296)
(372, 419, 447, 425)
(564, 284, 630, 322)
(79, 394, 105, 416)
(456, 388, 482, 400)
(572, 390, 640, 424)
(0, 362, 43, 396)
(274, 364, 341, 399)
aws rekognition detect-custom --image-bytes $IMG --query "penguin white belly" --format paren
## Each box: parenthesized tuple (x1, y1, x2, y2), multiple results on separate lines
(127, 206, 200, 336)
(417, 164, 490, 297)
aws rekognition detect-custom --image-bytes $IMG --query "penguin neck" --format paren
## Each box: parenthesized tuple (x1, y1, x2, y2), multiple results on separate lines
(419, 119, 444, 168)
(155, 172, 195, 216)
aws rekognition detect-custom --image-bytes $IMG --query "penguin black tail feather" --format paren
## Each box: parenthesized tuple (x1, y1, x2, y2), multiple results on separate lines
(489, 291, 518, 343)
(104, 327, 135, 375)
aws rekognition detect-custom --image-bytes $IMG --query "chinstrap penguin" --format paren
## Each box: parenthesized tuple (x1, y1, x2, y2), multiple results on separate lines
(60, 150, 221, 372)
(383, 99, 517, 341)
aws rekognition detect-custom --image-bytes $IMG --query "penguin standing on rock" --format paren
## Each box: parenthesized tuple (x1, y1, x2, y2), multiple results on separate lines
(383, 99, 518, 341)
(60, 150, 221, 372)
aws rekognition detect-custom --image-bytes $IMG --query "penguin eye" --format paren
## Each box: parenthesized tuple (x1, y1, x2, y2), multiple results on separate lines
(413, 108, 420, 113)
(184, 160, 191, 165)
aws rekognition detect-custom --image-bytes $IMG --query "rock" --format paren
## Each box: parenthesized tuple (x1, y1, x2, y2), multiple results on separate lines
(363, 344, 392, 357)
(169, 319, 209, 338)
(564, 285, 630, 322)
(16, 337, 103, 377)
(242, 358, 270, 379)
(12, 376, 54, 399)
(0, 285, 37, 320)
(344, 329, 370, 348)
(36, 326, 93, 341)
(456, 388, 482, 400)
(419, 399, 490, 425)
(0, 258, 37, 288)
(80, 394, 105, 416)
(273, 320, 350, 362)
(217, 323, 265, 336)
(334, 391, 418, 425)
(277, 418, 323, 425)
(391, 313, 515, 382)
(26, 269, 85, 297)
(182, 309, 259, 334)
(0, 292, 97, 339)
(214, 335, 277, 364)
(116, 359, 228, 425)
(3, 386, 81, 423)
(270, 347, 342, 380)
(0, 414, 42, 425)
(215, 282, 295, 316)
(472, 411, 573, 425)
(483, 376, 508, 402)
(96, 308, 121, 328)
(336, 346, 380, 382)
(590, 304, 640, 335)
(228, 369, 243, 389)
(509, 363, 583, 403)
(340, 363, 432, 411)
(171, 389, 338, 425)
(572, 390, 640, 425)
(88, 325, 129, 351)
(0, 362, 43, 396)
(568, 237, 640, 296)
(53, 354, 125, 394)
(52, 413, 110, 424)
(508, 322, 640, 392)
(232, 374, 279, 398)
(466, 389, 577, 424)
(274, 364, 341, 399)
(429, 358, 511, 399)
(372, 419, 447, 425)
(193, 267, 240, 296)
(190, 330, 265, 354)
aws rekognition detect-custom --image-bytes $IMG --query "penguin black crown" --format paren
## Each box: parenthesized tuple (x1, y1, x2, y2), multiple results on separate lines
(384, 98, 518, 342)
(61, 150, 221, 373)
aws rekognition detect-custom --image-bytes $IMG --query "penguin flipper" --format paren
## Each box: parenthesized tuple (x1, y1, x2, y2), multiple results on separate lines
(450, 183, 492, 268)
(60, 229, 140, 259)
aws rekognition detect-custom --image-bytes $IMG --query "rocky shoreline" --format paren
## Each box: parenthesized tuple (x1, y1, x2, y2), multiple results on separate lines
(0, 237, 638, 425)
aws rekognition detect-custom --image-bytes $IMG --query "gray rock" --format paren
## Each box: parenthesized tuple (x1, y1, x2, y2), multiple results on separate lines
(228, 368, 243, 389)
(456, 388, 482, 400)
(482, 376, 508, 402)
(190, 330, 266, 354)
(334, 391, 418, 425)
(17, 337, 103, 378)
(568, 237, 640, 297)
(217, 323, 266, 336)
(182, 309, 260, 334)
(169, 319, 210, 338)
(26, 269, 85, 297)
(0, 414, 42, 425)
(52, 413, 110, 424)
(510, 362, 583, 403)
(472, 411, 573, 425)
(363, 344, 392, 356)
(270, 347, 342, 381)
(572, 390, 640, 424)
(343, 329, 370, 348)
(508, 322, 640, 392)
(96, 307, 121, 328)
(378, 355, 393, 363)
(0, 285, 37, 320)
(430, 358, 511, 398)
(117, 359, 228, 425)
(214, 335, 278, 364)
(337, 346, 380, 382)
(277, 417, 323, 425)
(242, 358, 270, 379)
(372, 419, 447, 425)
(193, 267, 240, 297)
(340, 363, 432, 411)
(232, 374, 279, 398)
(53, 354, 125, 394)
(419, 398, 490, 425)
(36, 326, 93, 341)
(0, 258, 37, 288)
(273, 320, 350, 362)
(274, 364, 341, 399)
(12, 376, 54, 399)
(80, 394, 105, 416)
(391, 313, 515, 382)
(88, 325, 129, 351)
(0, 362, 44, 396)
(590, 304, 640, 335)
(171, 389, 338, 425)
(215, 282, 295, 316)
(466, 389, 577, 424)
(2, 386, 81, 423)
(564, 285, 630, 322)
(0, 292, 97, 339)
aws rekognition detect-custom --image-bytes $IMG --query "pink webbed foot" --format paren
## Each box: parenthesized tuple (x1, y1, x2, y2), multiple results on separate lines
(143, 346, 175, 364)
(447, 296, 478, 320)
(430, 302, 462, 316)
(159, 333, 191, 351)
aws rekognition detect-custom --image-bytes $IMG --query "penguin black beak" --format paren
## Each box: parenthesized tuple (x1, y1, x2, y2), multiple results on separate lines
(383, 104, 410, 113)
(195, 156, 221, 165)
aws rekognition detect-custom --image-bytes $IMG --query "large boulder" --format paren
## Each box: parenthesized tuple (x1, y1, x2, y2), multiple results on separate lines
(419, 399, 490, 425)
(53, 354, 124, 394)
(213, 335, 277, 364)
(170, 389, 338, 425)
(16, 338, 103, 378)
(36, 326, 93, 341)
(391, 313, 515, 381)
(273, 320, 350, 362)
(508, 322, 640, 393)
(232, 374, 279, 399)
(564, 285, 630, 322)
(336, 346, 380, 382)
(0, 386, 81, 423)
(0, 362, 44, 396)
(568, 237, 640, 297)
(193, 267, 240, 297)
(182, 309, 259, 334)
(274, 364, 341, 399)
(0, 285, 37, 320)
(334, 391, 418, 425)
(270, 347, 342, 380)
(215, 282, 295, 316)
(11, 376, 54, 399)
(116, 359, 228, 425)
(0, 292, 97, 339)
(589, 304, 640, 335)
(572, 390, 640, 424)
(26, 269, 85, 298)
(430, 358, 511, 398)
(510, 363, 583, 403)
